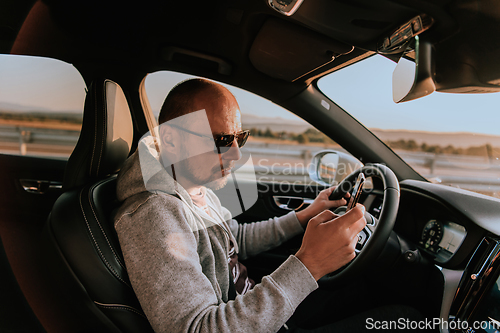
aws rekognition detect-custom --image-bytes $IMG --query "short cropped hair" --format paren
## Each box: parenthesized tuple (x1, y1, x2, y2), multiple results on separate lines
(158, 78, 223, 125)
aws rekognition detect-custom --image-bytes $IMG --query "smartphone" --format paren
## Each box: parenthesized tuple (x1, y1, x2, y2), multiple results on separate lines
(346, 173, 365, 211)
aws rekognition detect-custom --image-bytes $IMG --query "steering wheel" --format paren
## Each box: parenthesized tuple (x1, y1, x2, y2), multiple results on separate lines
(319, 163, 400, 287)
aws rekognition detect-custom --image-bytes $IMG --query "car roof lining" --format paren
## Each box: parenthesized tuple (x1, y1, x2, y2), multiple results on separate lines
(3, 0, 459, 94)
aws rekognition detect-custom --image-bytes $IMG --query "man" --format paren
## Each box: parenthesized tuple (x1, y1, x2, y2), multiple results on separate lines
(114, 78, 368, 333)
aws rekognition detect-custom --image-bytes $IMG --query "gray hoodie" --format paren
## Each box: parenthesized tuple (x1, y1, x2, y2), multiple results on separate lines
(114, 139, 318, 333)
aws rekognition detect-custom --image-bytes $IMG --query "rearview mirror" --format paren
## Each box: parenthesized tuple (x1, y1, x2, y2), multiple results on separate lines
(309, 150, 363, 186)
(392, 36, 436, 103)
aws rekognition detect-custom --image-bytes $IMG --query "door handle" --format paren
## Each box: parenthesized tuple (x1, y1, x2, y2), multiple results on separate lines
(19, 179, 62, 194)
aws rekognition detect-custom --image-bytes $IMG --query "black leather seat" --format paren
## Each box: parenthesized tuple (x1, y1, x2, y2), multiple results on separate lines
(43, 79, 154, 333)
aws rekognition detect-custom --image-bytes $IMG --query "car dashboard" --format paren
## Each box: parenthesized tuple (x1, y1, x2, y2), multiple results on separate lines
(364, 179, 500, 332)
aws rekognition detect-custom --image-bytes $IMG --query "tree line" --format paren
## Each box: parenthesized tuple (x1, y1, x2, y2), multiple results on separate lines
(0, 112, 83, 124)
(249, 127, 497, 158)
(384, 139, 496, 157)
(249, 127, 336, 145)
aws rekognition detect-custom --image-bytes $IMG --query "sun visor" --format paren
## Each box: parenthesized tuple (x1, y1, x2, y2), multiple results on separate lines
(249, 18, 353, 82)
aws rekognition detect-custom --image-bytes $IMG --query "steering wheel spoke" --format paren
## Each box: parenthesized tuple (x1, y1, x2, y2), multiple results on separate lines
(366, 214, 377, 233)
(319, 164, 400, 287)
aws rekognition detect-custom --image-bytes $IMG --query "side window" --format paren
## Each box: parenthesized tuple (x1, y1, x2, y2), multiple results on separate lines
(0, 55, 86, 159)
(144, 71, 347, 185)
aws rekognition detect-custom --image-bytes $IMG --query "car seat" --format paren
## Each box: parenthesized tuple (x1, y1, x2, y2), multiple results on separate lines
(42, 78, 154, 333)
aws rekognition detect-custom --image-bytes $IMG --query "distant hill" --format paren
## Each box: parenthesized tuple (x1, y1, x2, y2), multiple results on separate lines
(371, 129, 500, 148)
(0, 102, 80, 114)
(242, 114, 311, 134)
(242, 113, 500, 148)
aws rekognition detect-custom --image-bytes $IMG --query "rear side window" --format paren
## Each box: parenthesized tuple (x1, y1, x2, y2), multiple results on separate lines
(0, 54, 86, 159)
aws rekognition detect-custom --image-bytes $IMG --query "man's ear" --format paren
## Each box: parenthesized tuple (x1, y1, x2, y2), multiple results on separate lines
(158, 124, 178, 153)
(159, 126, 170, 146)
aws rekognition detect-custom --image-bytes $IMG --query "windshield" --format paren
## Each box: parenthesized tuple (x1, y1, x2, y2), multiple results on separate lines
(318, 55, 500, 199)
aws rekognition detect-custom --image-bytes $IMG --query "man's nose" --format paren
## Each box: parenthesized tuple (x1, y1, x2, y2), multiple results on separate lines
(221, 139, 242, 161)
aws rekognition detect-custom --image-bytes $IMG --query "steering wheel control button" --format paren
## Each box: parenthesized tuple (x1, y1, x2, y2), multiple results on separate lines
(355, 229, 369, 251)
(403, 250, 419, 263)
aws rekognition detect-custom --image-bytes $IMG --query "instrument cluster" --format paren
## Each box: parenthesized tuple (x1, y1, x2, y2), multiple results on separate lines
(418, 219, 467, 263)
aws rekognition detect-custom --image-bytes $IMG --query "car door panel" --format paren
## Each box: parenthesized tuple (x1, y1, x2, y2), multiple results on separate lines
(0, 153, 74, 332)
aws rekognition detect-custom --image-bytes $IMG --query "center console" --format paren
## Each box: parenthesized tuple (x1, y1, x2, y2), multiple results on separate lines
(449, 237, 500, 333)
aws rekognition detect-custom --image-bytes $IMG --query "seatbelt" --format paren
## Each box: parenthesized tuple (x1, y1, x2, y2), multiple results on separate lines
(228, 271, 237, 301)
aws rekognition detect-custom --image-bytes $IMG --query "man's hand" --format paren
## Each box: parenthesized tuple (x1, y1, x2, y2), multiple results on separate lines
(295, 186, 348, 227)
(295, 205, 366, 281)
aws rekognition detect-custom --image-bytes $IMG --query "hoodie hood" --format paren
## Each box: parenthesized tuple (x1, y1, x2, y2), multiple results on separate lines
(116, 134, 193, 206)
(117, 109, 259, 219)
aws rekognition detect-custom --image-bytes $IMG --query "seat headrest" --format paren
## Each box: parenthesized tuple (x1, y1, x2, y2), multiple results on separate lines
(63, 79, 133, 190)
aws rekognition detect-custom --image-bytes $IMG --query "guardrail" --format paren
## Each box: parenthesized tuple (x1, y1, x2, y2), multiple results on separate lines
(0, 125, 79, 157)
(1, 125, 499, 197)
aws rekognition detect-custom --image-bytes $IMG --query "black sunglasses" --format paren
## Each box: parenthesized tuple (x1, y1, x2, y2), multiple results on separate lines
(168, 123, 250, 153)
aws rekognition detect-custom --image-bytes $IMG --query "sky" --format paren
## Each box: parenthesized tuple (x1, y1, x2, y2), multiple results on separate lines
(0, 55, 86, 112)
(1, 53, 500, 136)
(318, 55, 500, 136)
